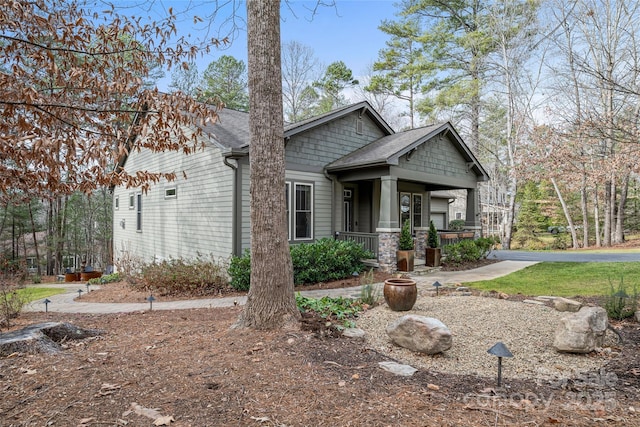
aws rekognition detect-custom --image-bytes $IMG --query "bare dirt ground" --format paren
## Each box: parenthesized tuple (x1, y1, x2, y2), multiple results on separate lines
(1, 261, 639, 426)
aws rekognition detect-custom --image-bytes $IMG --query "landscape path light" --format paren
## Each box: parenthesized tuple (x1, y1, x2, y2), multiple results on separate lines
(43, 298, 51, 313)
(147, 294, 156, 311)
(432, 281, 442, 296)
(487, 341, 513, 387)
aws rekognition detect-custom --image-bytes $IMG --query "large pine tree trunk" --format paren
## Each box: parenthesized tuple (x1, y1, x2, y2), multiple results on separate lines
(235, 0, 299, 330)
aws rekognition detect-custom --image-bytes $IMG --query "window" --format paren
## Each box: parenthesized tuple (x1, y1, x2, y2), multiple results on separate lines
(412, 194, 422, 228)
(115, 196, 119, 210)
(400, 192, 411, 227)
(136, 193, 142, 231)
(294, 183, 313, 240)
(285, 182, 291, 240)
(62, 255, 76, 270)
(285, 181, 314, 241)
(129, 193, 135, 209)
(165, 187, 177, 199)
(455, 212, 462, 220)
(399, 192, 423, 231)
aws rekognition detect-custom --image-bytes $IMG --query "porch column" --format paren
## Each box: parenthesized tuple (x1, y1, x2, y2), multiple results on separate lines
(377, 175, 399, 230)
(465, 188, 482, 236)
(376, 176, 400, 272)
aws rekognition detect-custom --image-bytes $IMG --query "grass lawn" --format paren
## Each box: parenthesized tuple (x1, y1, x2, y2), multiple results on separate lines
(11, 287, 67, 303)
(467, 262, 640, 297)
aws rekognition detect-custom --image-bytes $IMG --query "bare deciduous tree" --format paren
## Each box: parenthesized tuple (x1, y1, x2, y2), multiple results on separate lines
(0, 1, 217, 198)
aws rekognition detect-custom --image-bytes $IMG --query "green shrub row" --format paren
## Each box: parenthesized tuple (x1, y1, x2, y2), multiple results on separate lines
(88, 272, 121, 285)
(442, 237, 497, 264)
(229, 238, 373, 291)
(130, 254, 229, 296)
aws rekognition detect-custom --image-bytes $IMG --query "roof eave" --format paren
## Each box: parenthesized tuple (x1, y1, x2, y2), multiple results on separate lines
(326, 160, 390, 173)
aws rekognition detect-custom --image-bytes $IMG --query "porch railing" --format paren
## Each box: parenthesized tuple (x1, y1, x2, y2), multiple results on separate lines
(335, 232, 379, 258)
(438, 231, 476, 246)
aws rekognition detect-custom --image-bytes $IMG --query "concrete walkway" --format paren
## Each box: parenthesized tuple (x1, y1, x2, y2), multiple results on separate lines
(23, 260, 536, 314)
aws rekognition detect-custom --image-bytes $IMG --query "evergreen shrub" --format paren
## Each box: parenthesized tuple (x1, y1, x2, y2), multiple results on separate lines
(228, 238, 373, 290)
(442, 236, 497, 264)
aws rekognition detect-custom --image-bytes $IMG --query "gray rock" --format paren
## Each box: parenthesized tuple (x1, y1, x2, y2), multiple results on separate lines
(553, 297, 582, 313)
(378, 361, 418, 377)
(456, 286, 469, 291)
(342, 328, 366, 339)
(523, 299, 546, 305)
(386, 315, 452, 355)
(553, 306, 608, 353)
(635, 310, 640, 323)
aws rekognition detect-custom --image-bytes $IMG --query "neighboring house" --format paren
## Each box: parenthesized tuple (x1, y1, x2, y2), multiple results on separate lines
(112, 101, 489, 272)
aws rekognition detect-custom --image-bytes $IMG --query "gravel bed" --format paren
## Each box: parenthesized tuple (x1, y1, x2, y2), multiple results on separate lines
(356, 294, 619, 382)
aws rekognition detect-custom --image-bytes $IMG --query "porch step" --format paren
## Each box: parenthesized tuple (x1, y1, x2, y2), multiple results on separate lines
(361, 259, 379, 268)
(410, 265, 442, 276)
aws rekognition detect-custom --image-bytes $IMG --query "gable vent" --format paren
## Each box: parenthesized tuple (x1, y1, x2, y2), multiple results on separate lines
(356, 118, 363, 135)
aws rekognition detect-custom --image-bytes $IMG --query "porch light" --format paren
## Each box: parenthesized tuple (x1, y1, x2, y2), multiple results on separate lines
(487, 342, 513, 387)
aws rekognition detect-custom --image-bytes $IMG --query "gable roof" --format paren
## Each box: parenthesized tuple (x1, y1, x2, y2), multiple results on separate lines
(326, 122, 489, 181)
(283, 101, 394, 138)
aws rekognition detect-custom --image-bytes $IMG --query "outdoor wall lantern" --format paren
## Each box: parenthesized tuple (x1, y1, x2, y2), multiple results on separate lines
(120, 219, 126, 229)
(487, 341, 513, 387)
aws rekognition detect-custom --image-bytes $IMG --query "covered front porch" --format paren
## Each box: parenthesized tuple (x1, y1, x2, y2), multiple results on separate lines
(325, 122, 489, 272)
(332, 178, 481, 271)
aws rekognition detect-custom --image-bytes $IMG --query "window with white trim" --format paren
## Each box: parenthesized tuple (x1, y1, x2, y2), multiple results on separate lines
(165, 187, 177, 199)
(136, 193, 142, 231)
(294, 183, 313, 240)
(455, 212, 462, 220)
(285, 182, 291, 240)
(129, 193, 135, 209)
(115, 196, 119, 210)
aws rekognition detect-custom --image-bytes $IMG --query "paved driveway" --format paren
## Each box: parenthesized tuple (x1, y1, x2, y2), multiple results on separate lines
(490, 249, 640, 262)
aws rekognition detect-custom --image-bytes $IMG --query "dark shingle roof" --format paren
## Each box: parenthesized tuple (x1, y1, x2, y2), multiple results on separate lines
(284, 101, 394, 137)
(326, 124, 442, 171)
(200, 108, 250, 150)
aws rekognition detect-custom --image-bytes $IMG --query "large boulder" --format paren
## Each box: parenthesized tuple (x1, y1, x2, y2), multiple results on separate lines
(553, 297, 582, 313)
(386, 315, 452, 355)
(553, 306, 607, 353)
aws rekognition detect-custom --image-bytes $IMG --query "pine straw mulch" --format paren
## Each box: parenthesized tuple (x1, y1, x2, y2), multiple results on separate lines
(1, 260, 638, 426)
(1, 308, 639, 426)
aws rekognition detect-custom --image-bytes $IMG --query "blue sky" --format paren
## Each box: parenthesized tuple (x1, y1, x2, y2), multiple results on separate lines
(147, 1, 400, 90)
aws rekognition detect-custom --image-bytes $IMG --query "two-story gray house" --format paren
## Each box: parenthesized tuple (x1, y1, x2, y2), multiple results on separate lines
(112, 101, 489, 271)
